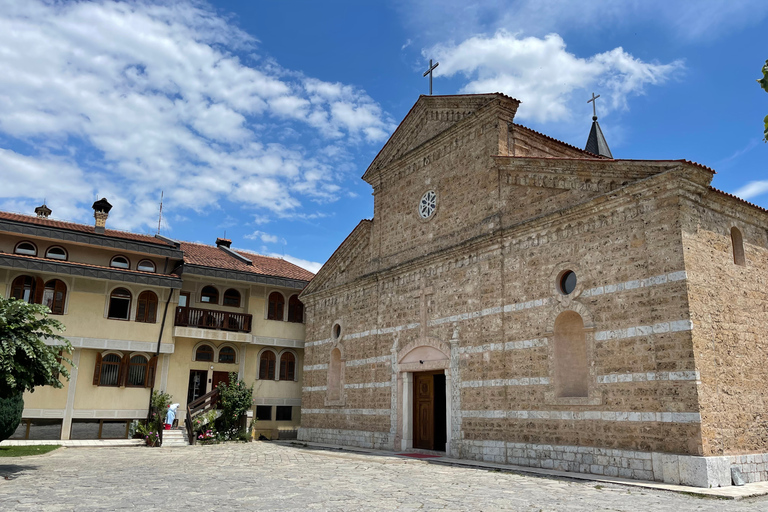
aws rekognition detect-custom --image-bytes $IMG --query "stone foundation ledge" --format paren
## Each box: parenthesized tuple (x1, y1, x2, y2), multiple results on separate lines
(454, 440, 766, 488)
(298, 427, 393, 451)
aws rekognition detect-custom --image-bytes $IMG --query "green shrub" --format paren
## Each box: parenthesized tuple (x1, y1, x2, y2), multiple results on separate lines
(0, 394, 24, 441)
(216, 373, 253, 440)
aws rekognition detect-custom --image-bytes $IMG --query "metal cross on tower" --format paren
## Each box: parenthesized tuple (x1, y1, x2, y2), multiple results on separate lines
(423, 59, 439, 95)
(587, 92, 601, 120)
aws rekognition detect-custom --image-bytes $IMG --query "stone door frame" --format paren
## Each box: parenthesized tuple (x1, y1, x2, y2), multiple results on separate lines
(395, 338, 453, 455)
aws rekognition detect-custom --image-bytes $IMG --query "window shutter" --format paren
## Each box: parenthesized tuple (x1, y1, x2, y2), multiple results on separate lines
(288, 359, 295, 381)
(147, 294, 157, 323)
(259, 356, 267, 379)
(136, 298, 146, 322)
(11, 276, 23, 300)
(269, 358, 276, 380)
(34, 277, 45, 304)
(93, 353, 102, 385)
(146, 356, 158, 388)
(52, 280, 67, 314)
(118, 354, 129, 387)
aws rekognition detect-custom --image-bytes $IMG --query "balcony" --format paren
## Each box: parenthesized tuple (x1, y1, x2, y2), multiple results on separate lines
(174, 307, 252, 334)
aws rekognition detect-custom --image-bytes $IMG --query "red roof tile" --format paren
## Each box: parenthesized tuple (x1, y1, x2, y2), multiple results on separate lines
(180, 242, 314, 282)
(709, 187, 768, 214)
(0, 211, 173, 246)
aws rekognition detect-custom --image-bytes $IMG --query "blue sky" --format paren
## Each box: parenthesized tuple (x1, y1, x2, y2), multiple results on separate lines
(0, 1, 766, 273)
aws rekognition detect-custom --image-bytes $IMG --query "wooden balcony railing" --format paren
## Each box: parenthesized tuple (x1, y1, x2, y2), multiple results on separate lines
(174, 307, 252, 333)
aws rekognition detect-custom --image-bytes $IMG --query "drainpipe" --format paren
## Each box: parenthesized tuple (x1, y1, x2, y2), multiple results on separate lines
(146, 287, 175, 425)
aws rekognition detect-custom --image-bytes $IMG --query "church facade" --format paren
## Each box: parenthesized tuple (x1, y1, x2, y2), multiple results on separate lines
(298, 93, 768, 488)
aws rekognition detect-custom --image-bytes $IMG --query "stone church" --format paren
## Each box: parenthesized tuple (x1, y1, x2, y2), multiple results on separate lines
(298, 93, 768, 488)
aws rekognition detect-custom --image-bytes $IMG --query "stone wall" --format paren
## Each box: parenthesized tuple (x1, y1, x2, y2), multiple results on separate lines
(682, 189, 768, 458)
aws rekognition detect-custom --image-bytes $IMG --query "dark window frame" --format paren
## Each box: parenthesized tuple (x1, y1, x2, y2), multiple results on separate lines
(110, 255, 131, 269)
(195, 344, 214, 362)
(108, 287, 132, 320)
(45, 246, 68, 261)
(267, 291, 285, 321)
(223, 288, 241, 307)
(135, 290, 158, 323)
(259, 350, 276, 380)
(275, 406, 293, 421)
(14, 241, 38, 256)
(200, 285, 219, 304)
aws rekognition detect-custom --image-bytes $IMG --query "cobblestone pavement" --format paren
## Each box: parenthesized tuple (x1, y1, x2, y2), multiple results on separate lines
(1, 442, 767, 511)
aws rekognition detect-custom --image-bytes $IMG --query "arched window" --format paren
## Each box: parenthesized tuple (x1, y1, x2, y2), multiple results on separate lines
(279, 352, 296, 381)
(110, 255, 130, 269)
(108, 288, 132, 320)
(137, 259, 156, 272)
(195, 344, 214, 362)
(218, 346, 236, 364)
(287, 295, 304, 323)
(259, 351, 276, 380)
(98, 353, 121, 387)
(327, 348, 342, 401)
(223, 288, 241, 307)
(45, 246, 67, 260)
(42, 279, 67, 315)
(200, 286, 219, 304)
(135, 291, 158, 323)
(126, 355, 148, 387)
(11, 275, 39, 303)
(731, 227, 746, 266)
(554, 311, 588, 398)
(14, 241, 37, 256)
(268, 292, 284, 321)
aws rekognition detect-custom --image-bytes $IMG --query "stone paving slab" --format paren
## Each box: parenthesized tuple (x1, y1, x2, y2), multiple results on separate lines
(285, 441, 768, 499)
(1, 442, 767, 511)
(1, 439, 144, 447)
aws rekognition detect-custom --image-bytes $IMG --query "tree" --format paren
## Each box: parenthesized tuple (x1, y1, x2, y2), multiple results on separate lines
(759, 60, 768, 142)
(217, 373, 253, 440)
(0, 297, 73, 441)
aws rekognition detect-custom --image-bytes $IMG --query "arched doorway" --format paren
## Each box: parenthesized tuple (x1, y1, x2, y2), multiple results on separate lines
(397, 340, 451, 453)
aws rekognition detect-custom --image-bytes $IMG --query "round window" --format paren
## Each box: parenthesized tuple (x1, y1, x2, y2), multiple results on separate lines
(559, 270, 577, 295)
(418, 190, 437, 219)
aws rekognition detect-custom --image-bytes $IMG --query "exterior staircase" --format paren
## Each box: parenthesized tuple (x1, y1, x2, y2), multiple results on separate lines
(161, 428, 188, 447)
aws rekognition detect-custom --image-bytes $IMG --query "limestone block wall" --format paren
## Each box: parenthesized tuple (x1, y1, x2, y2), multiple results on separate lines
(681, 191, 768, 459)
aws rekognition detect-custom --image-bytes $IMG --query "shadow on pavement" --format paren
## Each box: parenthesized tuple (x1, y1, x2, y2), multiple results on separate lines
(0, 463, 37, 480)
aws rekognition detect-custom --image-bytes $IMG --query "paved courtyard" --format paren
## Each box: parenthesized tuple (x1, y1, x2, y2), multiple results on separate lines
(1, 442, 767, 511)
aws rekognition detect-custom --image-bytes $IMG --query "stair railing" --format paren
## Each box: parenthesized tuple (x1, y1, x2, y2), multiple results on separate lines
(185, 387, 220, 445)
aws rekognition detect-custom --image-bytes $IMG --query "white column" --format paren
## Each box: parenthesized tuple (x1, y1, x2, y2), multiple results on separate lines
(401, 372, 412, 451)
(238, 344, 246, 380)
(159, 354, 170, 391)
(444, 369, 452, 457)
(60, 348, 81, 440)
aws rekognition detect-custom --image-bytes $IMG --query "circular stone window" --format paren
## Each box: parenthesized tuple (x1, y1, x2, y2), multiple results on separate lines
(559, 270, 577, 295)
(418, 190, 437, 219)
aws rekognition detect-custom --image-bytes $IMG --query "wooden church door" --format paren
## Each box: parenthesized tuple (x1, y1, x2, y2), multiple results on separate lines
(413, 372, 435, 450)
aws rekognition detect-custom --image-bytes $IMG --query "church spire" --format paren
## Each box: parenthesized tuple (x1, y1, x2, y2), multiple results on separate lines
(585, 93, 613, 158)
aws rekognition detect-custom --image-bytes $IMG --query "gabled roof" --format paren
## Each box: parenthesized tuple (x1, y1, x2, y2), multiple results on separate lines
(180, 242, 314, 283)
(362, 93, 521, 182)
(513, 123, 601, 158)
(0, 211, 173, 247)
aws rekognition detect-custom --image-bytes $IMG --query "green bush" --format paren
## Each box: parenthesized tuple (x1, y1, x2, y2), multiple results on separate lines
(0, 394, 24, 441)
(216, 373, 253, 440)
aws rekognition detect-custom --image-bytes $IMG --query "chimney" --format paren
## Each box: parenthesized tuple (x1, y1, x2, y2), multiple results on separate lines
(215, 237, 232, 248)
(92, 198, 113, 234)
(34, 204, 52, 219)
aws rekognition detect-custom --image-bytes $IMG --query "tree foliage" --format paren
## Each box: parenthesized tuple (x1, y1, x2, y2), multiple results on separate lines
(0, 297, 72, 400)
(759, 60, 768, 142)
(217, 373, 253, 440)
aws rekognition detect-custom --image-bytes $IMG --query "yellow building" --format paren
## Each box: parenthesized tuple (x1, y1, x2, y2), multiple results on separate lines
(1, 200, 313, 441)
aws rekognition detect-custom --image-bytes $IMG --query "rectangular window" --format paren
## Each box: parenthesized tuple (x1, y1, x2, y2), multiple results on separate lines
(255, 406, 272, 421)
(275, 406, 292, 421)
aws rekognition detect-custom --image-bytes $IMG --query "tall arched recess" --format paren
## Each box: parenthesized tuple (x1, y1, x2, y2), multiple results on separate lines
(327, 348, 343, 402)
(554, 311, 588, 398)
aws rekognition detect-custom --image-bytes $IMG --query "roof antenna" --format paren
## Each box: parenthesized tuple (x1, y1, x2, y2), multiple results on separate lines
(156, 191, 163, 236)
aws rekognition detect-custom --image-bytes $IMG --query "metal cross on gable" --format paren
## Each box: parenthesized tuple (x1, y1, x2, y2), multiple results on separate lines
(423, 59, 439, 95)
(587, 92, 601, 119)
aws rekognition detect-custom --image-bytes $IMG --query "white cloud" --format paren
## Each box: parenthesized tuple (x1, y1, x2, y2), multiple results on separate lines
(245, 230, 285, 244)
(427, 31, 681, 123)
(399, 0, 768, 43)
(733, 181, 768, 201)
(268, 253, 324, 274)
(0, 0, 395, 230)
